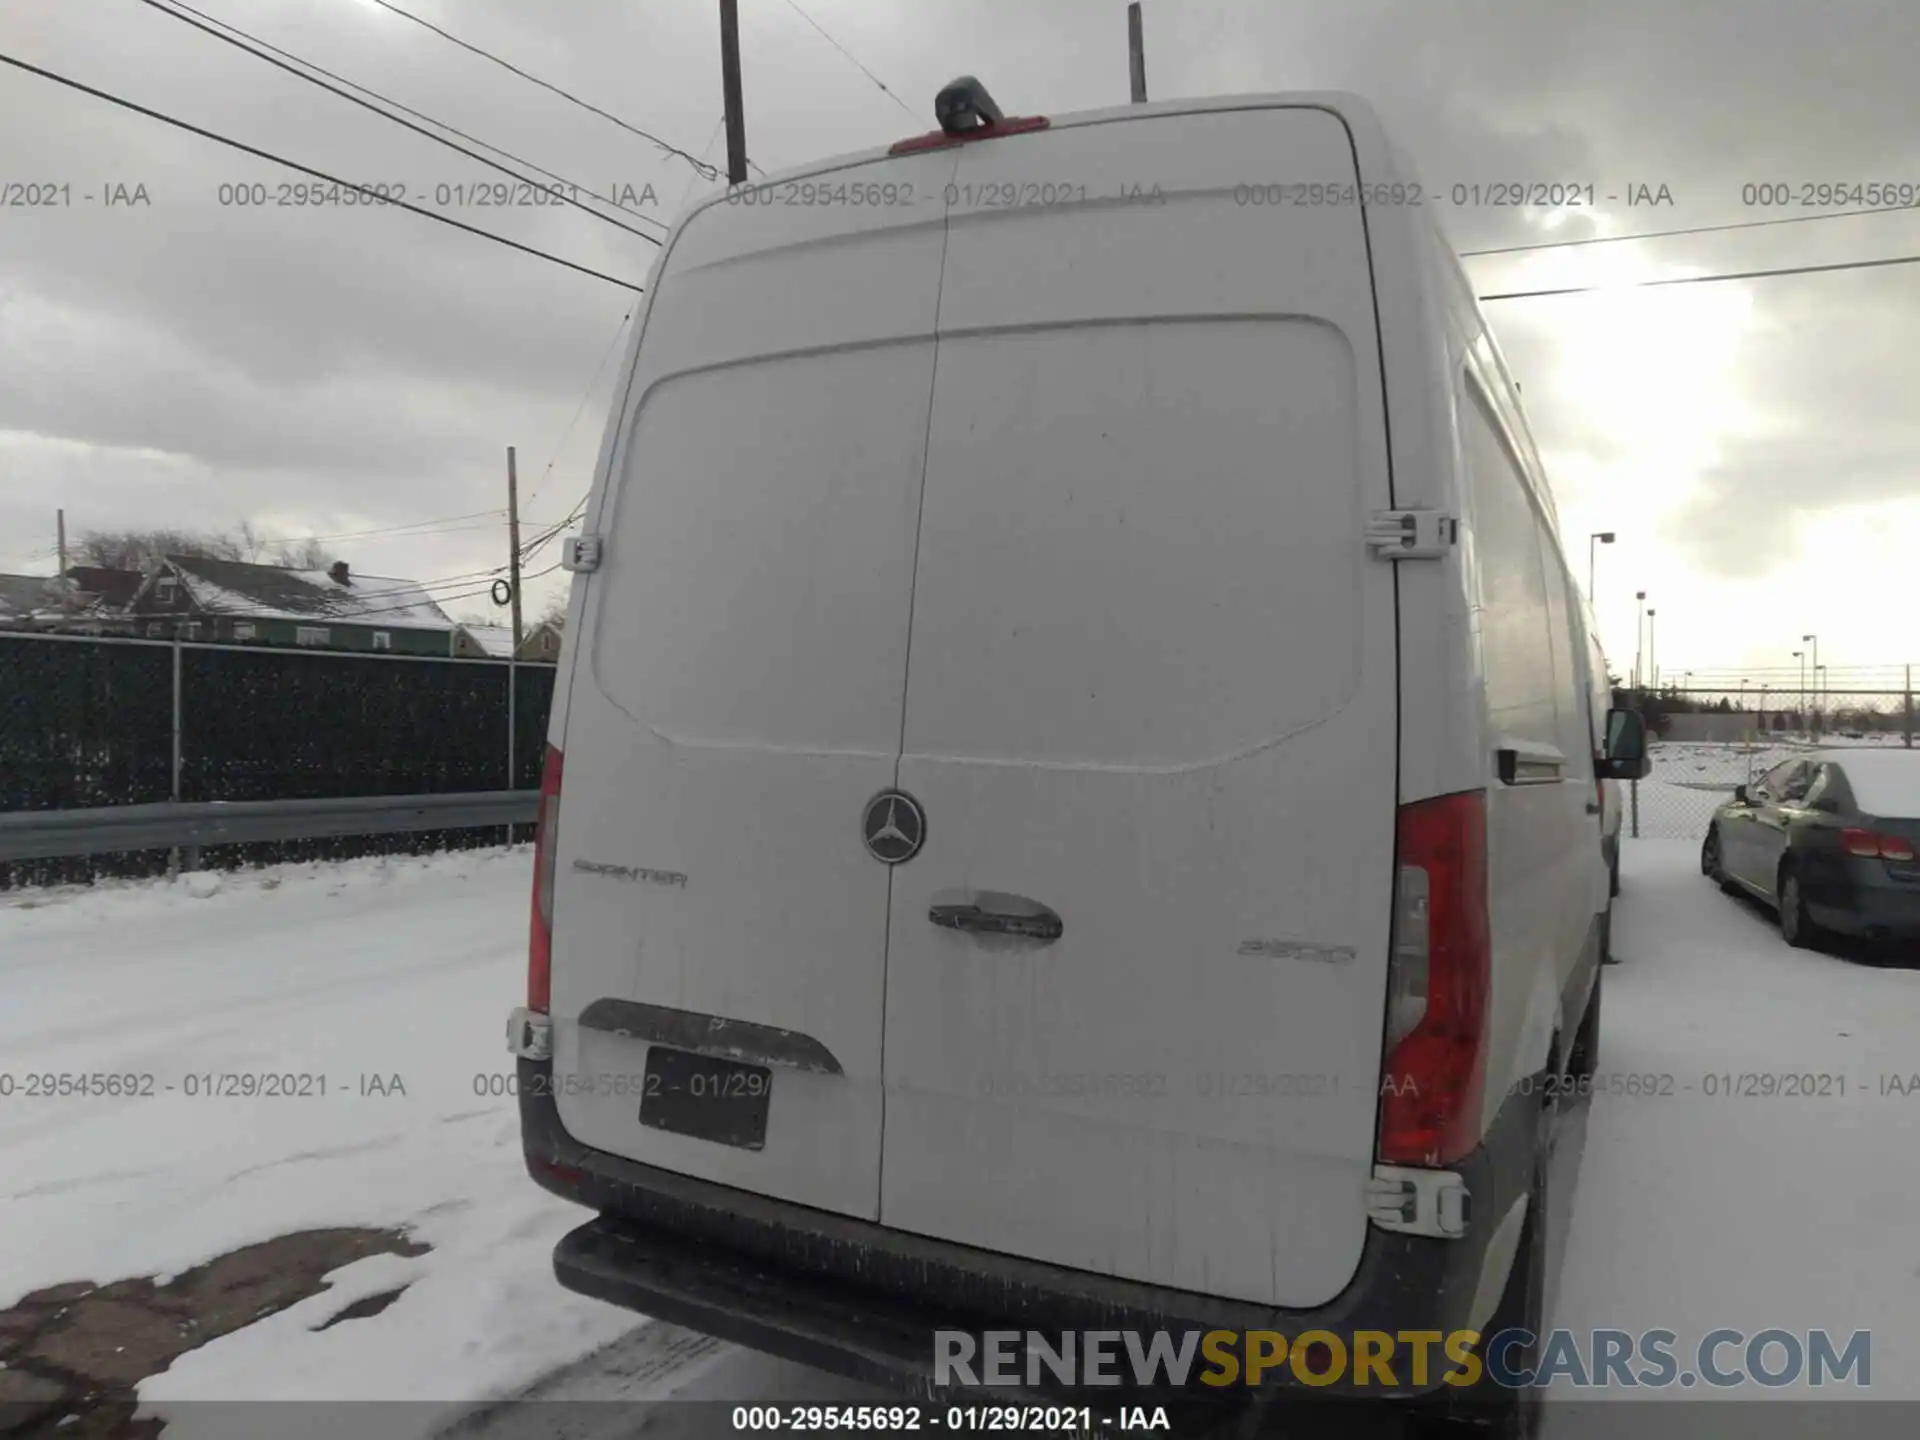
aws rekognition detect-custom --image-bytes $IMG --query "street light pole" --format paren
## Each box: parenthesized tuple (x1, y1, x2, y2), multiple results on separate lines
(1634, 591, 1647, 691)
(1793, 650, 1805, 737)
(1647, 608, 1657, 689)
(1803, 633, 1819, 739)
(1588, 531, 1615, 606)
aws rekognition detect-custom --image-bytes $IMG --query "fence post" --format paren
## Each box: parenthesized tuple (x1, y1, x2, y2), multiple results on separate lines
(505, 657, 517, 848)
(169, 634, 184, 876)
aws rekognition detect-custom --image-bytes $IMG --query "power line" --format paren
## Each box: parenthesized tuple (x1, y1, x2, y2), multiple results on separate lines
(679, 113, 727, 210)
(339, 581, 501, 620)
(1461, 202, 1920, 259)
(210, 520, 513, 569)
(46, 513, 507, 552)
(159, 0, 669, 236)
(0, 50, 646, 293)
(780, 0, 916, 119)
(139, 0, 664, 246)
(1480, 248, 1920, 302)
(213, 562, 510, 605)
(518, 499, 586, 561)
(518, 488, 593, 563)
(523, 307, 633, 510)
(173, 0, 674, 236)
(261, 509, 506, 545)
(361, 0, 724, 181)
(518, 521, 573, 564)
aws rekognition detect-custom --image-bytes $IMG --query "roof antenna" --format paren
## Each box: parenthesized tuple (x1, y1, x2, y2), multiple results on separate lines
(934, 76, 1004, 135)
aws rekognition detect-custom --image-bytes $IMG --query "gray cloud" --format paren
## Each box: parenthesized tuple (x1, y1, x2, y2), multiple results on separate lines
(2, 0, 1916, 630)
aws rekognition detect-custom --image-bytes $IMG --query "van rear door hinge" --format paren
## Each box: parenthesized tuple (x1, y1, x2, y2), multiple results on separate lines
(560, 534, 603, 573)
(1368, 1165, 1470, 1239)
(1367, 509, 1457, 559)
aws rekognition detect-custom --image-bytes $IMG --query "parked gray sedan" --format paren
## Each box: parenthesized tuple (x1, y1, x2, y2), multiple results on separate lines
(1700, 749, 1920, 947)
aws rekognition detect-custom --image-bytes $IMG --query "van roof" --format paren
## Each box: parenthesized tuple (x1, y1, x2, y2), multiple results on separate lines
(720, 89, 1392, 192)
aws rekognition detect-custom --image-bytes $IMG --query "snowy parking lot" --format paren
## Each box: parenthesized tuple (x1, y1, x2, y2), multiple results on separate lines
(2, 839, 1917, 1436)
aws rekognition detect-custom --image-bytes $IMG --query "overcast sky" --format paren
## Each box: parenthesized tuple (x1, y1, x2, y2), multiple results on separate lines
(3, 0, 1917, 691)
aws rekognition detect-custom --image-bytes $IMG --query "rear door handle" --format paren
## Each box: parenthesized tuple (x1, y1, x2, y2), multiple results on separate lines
(928, 904, 1063, 941)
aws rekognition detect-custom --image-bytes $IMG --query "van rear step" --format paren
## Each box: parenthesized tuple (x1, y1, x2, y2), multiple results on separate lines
(556, 1215, 941, 1393)
(556, 1217, 1307, 1434)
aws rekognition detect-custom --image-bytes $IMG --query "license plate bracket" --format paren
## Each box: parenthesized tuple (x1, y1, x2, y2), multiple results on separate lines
(639, 1046, 771, 1151)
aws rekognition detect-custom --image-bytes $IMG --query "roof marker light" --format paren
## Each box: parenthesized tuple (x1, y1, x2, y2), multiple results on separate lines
(888, 76, 1050, 155)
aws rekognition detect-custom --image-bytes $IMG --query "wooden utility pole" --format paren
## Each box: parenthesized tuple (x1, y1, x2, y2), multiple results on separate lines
(1127, 3, 1147, 102)
(720, 0, 747, 185)
(506, 446, 524, 650)
(1905, 664, 1913, 749)
(56, 507, 68, 611)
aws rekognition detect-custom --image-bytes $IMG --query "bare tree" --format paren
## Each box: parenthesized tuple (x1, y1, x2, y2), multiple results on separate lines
(76, 527, 334, 571)
(272, 536, 333, 570)
(537, 590, 568, 629)
(76, 529, 245, 570)
(234, 519, 270, 563)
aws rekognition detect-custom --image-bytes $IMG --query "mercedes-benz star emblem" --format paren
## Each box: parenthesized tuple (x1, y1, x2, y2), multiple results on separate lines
(861, 790, 926, 865)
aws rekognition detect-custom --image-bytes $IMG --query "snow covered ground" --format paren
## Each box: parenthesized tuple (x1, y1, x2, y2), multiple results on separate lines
(2, 840, 1917, 1437)
(1552, 842, 1920, 1416)
(0, 848, 645, 1437)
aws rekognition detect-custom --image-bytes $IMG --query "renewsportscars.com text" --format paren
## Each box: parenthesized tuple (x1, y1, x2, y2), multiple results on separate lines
(935, 1327, 1871, 1390)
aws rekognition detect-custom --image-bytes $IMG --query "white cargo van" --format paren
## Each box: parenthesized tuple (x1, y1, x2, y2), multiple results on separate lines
(511, 84, 1649, 1433)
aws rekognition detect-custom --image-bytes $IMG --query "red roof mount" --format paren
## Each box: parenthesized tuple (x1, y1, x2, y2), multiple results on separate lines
(888, 75, 1049, 155)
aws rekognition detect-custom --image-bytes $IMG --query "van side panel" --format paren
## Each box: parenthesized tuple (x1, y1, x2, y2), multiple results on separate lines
(879, 108, 1400, 1307)
(1384, 191, 1600, 1125)
(1456, 368, 1590, 1116)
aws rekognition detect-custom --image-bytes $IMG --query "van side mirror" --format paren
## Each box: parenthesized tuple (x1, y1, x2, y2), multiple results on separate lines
(1598, 708, 1651, 780)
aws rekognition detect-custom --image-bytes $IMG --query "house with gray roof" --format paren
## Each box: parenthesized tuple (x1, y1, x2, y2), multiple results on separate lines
(0, 572, 57, 622)
(125, 555, 456, 654)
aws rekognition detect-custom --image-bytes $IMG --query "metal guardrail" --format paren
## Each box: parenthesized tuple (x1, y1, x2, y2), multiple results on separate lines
(0, 791, 540, 863)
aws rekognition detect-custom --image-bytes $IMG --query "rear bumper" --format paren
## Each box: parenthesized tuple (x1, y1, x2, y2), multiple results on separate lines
(518, 1058, 1537, 1409)
(1806, 858, 1920, 938)
(1809, 887, 1920, 938)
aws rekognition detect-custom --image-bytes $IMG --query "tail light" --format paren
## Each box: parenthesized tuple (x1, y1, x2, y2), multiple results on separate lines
(1844, 828, 1915, 861)
(528, 744, 564, 1012)
(1379, 790, 1491, 1167)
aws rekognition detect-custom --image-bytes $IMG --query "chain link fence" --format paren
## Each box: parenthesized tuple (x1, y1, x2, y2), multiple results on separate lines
(1620, 686, 1916, 842)
(7, 643, 1909, 878)
(0, 632, 555, 888)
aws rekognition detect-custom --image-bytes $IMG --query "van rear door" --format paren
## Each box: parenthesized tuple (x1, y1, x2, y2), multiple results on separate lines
(880, 106, 1403, 1306)
(546, 177, 948, 1220)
